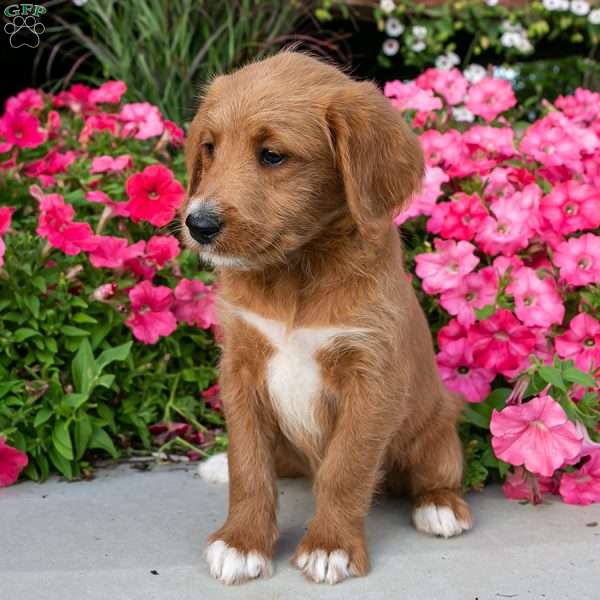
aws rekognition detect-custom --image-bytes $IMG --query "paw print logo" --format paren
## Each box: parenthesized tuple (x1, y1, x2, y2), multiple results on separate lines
(5, 15, 45, 49)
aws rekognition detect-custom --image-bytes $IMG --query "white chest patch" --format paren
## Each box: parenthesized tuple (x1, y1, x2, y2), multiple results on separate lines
(233, 307, 363, 442)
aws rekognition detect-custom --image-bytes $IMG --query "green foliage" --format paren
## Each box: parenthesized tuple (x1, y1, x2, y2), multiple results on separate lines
(0, 108, 221, 482)
(44, 0, 312, 123)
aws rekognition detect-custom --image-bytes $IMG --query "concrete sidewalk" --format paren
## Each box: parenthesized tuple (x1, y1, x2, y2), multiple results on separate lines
(1, 463, 599, 600)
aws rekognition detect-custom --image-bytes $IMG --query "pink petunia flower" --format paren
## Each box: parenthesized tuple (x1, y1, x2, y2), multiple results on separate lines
(427, 192, 488, 241)
(384, 80, 443, 113)
(5, 89, 44, 113)
(540, 181, 600, 235)
(125, 164, 184, 227)
(89, 81, 127, 104)
(90, 154, 133, 174)
(491, 393, 582, 477)
(173, 279, 218, 329)
(0, 206, 14, 235)
(24, 149, 76, 187)
(0, 237, 5, 269)
(463, 125, 516, 157)
(88, 236, 145, 269)
(416, 68, 468, 106)
(419, 129, 468, 171)
(201, 384, 222, 411)
(79, 113, 120, 144)
(415, 239, 480, 295)
(0, 436, 28, 487)
(36, 192, 97, 256)
(145, 235, 180, 268)
(502, 467, 558, 504)
(466, 77, 516, 122)
(553, 233, 600, 287)
(0, 111, 46, 149)
(439, 266, 498, 326)
(436, 338, 495, 403)
(468, 309, 537, 377)
(555, 88, 600, 124)
(126, 281, 177, 344)
(506, 267, 565, 328)
(476, 195, 533, 257)
(120, 102, 164, 140)
(555, 313, 600, 371)
(163, 120, 185, 146)
(559, 452, 600, 506)
(53, 83, 96, 113)
(85, 190, 130, 217)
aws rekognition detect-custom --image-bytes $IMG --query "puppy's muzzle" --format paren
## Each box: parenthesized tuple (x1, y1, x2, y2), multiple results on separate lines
(186, 209, 223, 245)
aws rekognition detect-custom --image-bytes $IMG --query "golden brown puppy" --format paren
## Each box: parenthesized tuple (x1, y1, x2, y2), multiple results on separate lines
(181, 51, 472, 586)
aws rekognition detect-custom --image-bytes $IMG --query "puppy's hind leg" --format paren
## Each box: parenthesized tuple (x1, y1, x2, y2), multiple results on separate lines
(393, 408, 473, 538)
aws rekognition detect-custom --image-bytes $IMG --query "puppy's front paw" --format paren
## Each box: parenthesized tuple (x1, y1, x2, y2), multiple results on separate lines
(294, 548, 355, 584)
(412, 504, 472, 538)
(205, 540, 272, 585)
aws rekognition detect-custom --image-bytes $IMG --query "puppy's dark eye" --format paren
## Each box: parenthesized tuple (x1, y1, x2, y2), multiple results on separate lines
(260, 148, 286, 167)
(203, 142, 215, 159)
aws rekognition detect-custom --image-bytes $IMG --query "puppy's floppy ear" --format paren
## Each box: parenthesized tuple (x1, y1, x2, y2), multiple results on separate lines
(327, 81, 424, 236)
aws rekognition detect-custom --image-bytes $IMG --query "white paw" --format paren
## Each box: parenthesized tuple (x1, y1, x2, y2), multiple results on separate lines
(295, 549, 353, 584)
(413, 504, 472, 538)
(198, 453, 229, 484)
(205, 540, 272, 585)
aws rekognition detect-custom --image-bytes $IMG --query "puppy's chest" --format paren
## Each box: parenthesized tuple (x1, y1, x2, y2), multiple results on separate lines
(234, 308, 356, 441)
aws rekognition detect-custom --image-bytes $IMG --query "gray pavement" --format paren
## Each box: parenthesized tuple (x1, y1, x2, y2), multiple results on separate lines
(1, 463, 599, 600)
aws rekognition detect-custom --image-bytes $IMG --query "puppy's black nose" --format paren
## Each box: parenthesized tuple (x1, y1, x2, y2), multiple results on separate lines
(185, 212, 223, 245)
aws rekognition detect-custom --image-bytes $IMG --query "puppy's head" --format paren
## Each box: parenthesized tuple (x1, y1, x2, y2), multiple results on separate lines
(182, 52, 423, 270)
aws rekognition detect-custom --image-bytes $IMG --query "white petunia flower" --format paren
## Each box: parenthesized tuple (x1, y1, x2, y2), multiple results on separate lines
(435, 52, 461, 70)
(385, 17, 405, 37)
(453, 106, 475, 122)
(410, 40, 427, 52)
(72, 0, 88, 5)
(463, 63, 487, 84)
(501, 31, 518, 47)
(543, 0, 561, 9)
(514, 36, 533, 53)
(557, 0, 570, 9)
(589, 8, 600, 23)
(380, 0, 396, 15)
(382, 38, 400, 57)
(571, 0, 590, 15)
(486, 0, 499, 5)
(412, 25, 428, 39)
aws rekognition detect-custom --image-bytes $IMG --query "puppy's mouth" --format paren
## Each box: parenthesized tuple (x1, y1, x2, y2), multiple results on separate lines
(183, 227, 285, 271)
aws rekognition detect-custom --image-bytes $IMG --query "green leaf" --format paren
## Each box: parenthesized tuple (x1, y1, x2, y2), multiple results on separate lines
(23, 295, 40, 318)
(463, 405, 489, 428)
(63, 393, 89, 410)
(89, 427, 118, 458)
(13, 327, 40, 342)
(538, 366, 567, 392)
(74, 415, 93, 460)
(563, 367, 597, 388)
(72, 338, 97, 395)
(72, 313, 99, 325)
(52, 421, 74, 461)
(31, 276, 47, 293)
(62, 325, 91, 337)
(48, 446, 74, 479)
(96, 374, 115, 389)
(474, 304, 496, 320)
(96, 341, 132, 371)
(33, 407, 53, 428)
